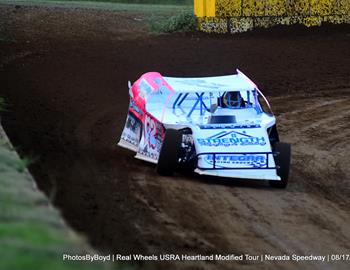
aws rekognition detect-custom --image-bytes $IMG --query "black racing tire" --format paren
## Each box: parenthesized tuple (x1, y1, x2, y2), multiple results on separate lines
(269, 142, 291, 188)
(156, 129, 182, 176)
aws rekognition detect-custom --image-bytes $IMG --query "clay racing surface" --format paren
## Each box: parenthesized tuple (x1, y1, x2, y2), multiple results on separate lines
(1, 4, 350, 270)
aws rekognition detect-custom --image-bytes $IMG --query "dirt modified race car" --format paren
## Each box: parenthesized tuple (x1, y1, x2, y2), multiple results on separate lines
(118, 70, 291, 188)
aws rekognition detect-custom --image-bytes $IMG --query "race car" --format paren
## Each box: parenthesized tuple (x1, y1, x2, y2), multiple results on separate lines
(118, 69, 291, 188)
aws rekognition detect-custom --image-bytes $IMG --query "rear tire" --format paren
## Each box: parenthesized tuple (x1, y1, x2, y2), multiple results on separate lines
(269, 142, 291, 188)
(156, 129, 182, 176)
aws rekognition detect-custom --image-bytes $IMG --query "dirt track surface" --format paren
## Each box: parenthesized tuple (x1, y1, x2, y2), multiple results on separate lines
(1, 4, 350, 270)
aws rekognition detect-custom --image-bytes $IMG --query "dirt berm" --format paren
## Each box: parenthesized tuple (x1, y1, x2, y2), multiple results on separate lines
(0, 4, 349, 270)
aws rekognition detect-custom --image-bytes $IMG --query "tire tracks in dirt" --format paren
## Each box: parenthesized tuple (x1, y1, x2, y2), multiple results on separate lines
(1, 5, 350, 269)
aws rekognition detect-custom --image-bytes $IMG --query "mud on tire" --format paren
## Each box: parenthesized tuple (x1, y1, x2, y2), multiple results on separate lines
(269, 142, 291, 188)
(156, 129, 182, 176)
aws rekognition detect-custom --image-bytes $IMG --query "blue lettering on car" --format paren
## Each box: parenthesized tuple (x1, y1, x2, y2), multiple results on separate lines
(197, 131, 266, 147)
(205, 154, 267, 168)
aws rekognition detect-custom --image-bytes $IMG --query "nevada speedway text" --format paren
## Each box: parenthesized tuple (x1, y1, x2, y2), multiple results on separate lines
(62, 253, 337, 262)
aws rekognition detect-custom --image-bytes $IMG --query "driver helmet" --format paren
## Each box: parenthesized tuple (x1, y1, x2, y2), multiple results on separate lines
(223, 91, 241, 107)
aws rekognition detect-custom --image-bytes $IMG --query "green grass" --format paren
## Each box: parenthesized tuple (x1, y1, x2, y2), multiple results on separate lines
(149, 10, 196, 33)
(0, 123, 116, 270)
(0, 0, 192, 13)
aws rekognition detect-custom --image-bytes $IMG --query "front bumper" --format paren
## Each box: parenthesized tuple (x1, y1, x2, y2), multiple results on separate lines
(195, 151, 281, 181)
(194, 168, 281, 180)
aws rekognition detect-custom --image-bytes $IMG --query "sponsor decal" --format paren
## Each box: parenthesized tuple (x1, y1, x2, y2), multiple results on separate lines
(121, 112, 142, 147)
(139, 79, 153, 99)
(144, 115, 159, 150)
(173, 78, 227, 91)
(204, 154, 267, 168)
(199, 123, 261, 129)
(129, 99, 144, 117)
(152, 78, 172, 96)
(138, 115, 164, 160)
(197, 130, 266, 147)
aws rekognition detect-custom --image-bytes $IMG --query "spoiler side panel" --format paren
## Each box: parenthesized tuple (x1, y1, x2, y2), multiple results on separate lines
(118, 100, 143, 152)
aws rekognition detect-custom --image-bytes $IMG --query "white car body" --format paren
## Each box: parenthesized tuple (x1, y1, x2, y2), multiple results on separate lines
(118, 69, 283, 182)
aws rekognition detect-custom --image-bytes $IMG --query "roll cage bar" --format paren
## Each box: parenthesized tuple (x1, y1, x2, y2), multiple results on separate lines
(171, 89, 268, 118)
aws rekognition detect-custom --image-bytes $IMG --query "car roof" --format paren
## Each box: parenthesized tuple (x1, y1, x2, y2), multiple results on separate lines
(163, 69, 257, 93)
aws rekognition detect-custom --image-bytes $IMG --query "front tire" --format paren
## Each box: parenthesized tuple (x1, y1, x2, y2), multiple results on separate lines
(156, 129, 182, 176)
(269, 142, 291, 188)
